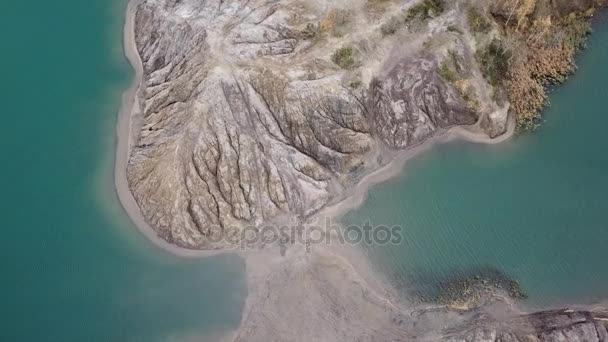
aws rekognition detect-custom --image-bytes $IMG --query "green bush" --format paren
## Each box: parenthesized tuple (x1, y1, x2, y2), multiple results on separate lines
(332, 46, 358, 70)
(349, 80, 362, 89)
(447, 25, 463, 34)
(476, 39, 510, 85)
(406, 0, 444, 20)
(437, 61, 458, 82)
(437, 50, 462, 82)
(467, 7, 491, 33)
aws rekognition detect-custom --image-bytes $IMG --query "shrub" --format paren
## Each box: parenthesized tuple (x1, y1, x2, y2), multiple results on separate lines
(349, 80, 363, 88)
(563, 14, 592, 50)
(467, 7, 491, 33)
(437, 61, 458, 82)
(476, 39, 510, 85)
(300, 23, 319, 40)
(447, 25, 463, 34)
(332, 46, 358, 70)
(437, 50, 462, 82)
(406, 0, 444, 20)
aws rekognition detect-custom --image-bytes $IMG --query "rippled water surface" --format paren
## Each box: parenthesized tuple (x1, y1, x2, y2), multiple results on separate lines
(342, 16, 608, 307)
(0, 1, 246, 341)
(2, 1, 607, 340)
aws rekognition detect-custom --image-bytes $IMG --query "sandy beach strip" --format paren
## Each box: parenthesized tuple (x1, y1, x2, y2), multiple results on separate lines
(113, 0, 230, 258)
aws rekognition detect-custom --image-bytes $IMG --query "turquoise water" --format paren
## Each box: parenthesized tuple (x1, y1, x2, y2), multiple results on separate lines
(342, 17, 608, 307)
(1, 0, 607, 340)
(0, 1, 246, 341)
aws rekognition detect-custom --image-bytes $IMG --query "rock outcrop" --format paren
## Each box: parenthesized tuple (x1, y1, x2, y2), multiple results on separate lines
(127, 0, 507, 249)
(444, 309, 608, 342)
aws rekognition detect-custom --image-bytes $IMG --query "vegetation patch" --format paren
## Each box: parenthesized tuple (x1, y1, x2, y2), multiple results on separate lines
(380, 16, 404, 36)
(476, 39, 511, 86)
(332, 46, 359, 70)
(437, 51, 479, 111)
(437, 60, 458, 83)
(447, 25, 463, 34)
(379, 0, 446, 36)
(467, 7, 491, 33)
(487, 2, 598, 131)
(299, 23, 319, 40)
(562, 12, 592, 50)
(437, 51, 464, 80)
(406, 0, 445, 21)
(349, 80, 363, 89)
(430, 271, 527, 306)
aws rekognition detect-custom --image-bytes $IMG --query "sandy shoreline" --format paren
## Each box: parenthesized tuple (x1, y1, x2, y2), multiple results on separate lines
(114, 0, 228, 258)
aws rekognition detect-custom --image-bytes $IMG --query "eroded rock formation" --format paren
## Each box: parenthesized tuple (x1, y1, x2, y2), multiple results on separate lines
(127, 0, 507, 249)
(443, 309, 608, 342)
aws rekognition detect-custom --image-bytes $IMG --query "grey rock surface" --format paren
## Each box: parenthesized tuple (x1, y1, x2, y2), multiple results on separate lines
(443, 309, 608, 342)
(127, 0, 507, 249)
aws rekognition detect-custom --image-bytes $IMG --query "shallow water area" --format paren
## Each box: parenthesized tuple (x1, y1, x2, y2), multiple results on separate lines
(0, 1, 246, 341)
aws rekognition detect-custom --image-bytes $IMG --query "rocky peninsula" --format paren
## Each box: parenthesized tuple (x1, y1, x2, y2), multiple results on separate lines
(116, 0, 608, 340)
